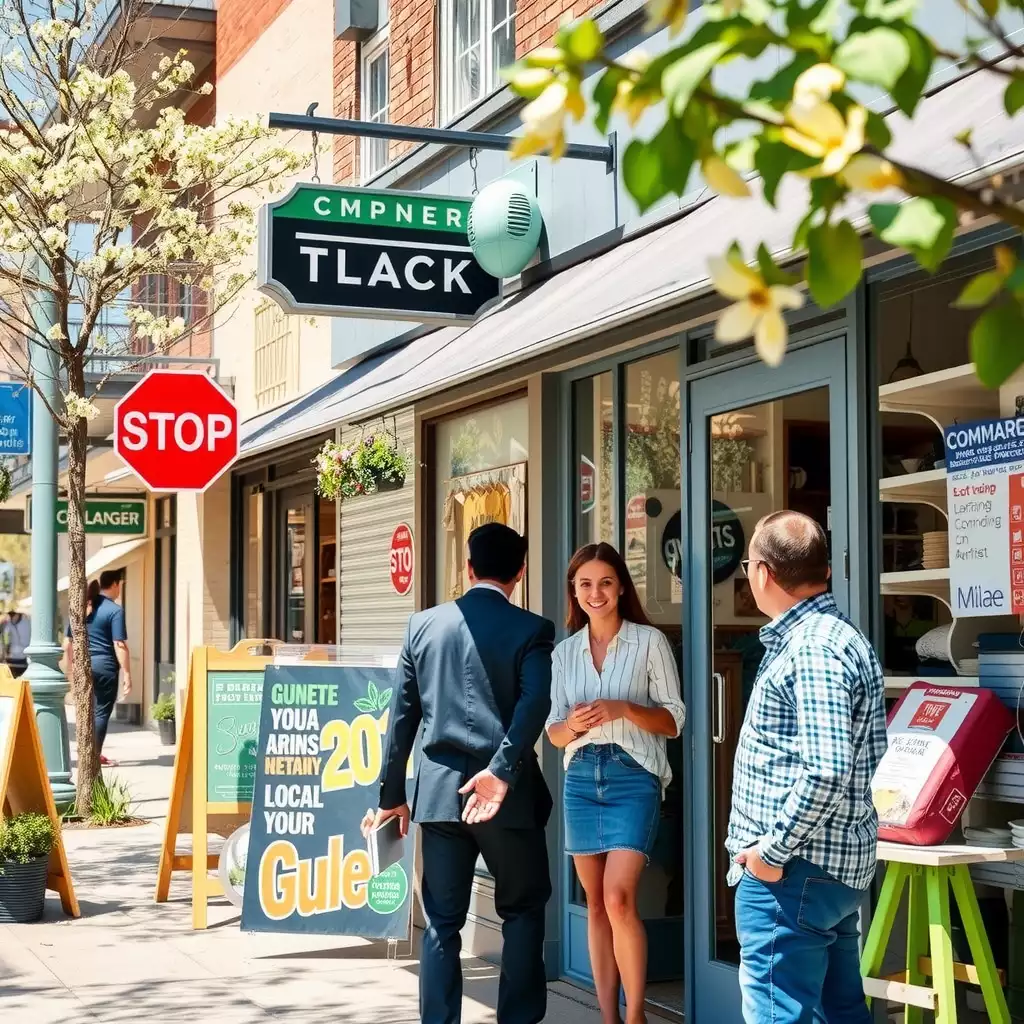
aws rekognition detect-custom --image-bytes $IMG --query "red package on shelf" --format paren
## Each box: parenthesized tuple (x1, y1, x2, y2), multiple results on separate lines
(872, 682, 1014, 846)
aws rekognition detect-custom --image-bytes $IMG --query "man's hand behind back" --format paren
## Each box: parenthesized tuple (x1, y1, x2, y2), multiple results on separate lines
(458, 769, 509, 824)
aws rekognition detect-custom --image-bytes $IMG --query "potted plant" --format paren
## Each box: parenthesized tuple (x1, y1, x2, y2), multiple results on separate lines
(0, 812, 55, 923)
(151, 693, 176, 746)
(315, 432, 410, 501)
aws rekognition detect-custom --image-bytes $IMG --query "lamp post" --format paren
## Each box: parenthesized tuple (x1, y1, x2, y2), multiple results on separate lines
(23, 285, 75, 813)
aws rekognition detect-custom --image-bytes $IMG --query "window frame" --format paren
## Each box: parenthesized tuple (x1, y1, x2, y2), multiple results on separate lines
(360, 26, 390, 182)
(440, 0, 517, 125)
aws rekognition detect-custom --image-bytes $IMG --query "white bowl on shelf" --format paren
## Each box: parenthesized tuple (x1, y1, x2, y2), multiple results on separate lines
(901, 458, 924, 474)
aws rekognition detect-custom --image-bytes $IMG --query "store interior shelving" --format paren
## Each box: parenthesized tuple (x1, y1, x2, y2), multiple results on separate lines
(878, 361, 1012, 695)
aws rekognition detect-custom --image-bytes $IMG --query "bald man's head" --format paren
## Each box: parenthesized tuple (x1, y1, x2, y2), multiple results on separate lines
(750, 510, 830, 592)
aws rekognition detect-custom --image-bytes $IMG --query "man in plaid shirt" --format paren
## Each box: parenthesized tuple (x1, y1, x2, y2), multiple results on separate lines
(728, 511, 887, 1023)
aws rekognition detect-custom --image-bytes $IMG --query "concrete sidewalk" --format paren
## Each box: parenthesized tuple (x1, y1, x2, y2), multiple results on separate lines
(0, 719, 674, 1023)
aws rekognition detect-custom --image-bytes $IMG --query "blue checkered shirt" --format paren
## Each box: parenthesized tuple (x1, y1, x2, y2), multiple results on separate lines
(725, 592, 887, 891)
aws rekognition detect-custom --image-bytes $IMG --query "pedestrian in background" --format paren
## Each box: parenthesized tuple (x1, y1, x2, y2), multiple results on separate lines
(546, 542, 685, 1024)
(727, 511, 886, 1023)
(65, 570, 132, 764)
(1, 606, 31, 677)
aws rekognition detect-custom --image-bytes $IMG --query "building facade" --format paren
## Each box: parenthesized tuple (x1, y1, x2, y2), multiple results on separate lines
(154, 0, 1024, 1019)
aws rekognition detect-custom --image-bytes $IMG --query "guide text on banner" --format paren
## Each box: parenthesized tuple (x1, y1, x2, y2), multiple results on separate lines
(241, 662, 415, 938)
(944, 415, 1024, 616)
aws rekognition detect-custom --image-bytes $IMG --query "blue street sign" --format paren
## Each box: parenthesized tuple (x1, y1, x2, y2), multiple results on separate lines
(0, 383, 31, 456)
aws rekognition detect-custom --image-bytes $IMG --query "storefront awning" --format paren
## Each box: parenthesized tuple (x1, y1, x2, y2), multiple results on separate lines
(239, 66, 1024, 459)
(19, 536, 148, 609)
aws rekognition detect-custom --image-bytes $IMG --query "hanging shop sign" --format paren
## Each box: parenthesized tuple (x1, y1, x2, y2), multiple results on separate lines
(53, 499, 146, 535)
(0, 382, 31, 455)
(257, 183, 501, 325)
(944, 415, 1024, 616)
(389, 523, 414, 597)
(241, 661, 414, 938)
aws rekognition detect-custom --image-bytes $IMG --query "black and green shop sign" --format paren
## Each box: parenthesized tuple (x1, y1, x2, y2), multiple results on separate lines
(27, 497, 147, 535)
(257, 183, 501, 324)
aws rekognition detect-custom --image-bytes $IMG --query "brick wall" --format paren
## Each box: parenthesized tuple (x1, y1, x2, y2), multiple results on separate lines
(331, 0, 607, 181)
(217, 0, 295, 78)
(333, 39, 360, 183)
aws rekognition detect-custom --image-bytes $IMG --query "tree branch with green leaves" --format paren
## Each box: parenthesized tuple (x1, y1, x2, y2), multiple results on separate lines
(504, 0, 1024, 383)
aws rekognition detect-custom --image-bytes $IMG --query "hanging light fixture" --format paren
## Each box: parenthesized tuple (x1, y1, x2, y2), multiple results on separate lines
(888, 292, 924, 383)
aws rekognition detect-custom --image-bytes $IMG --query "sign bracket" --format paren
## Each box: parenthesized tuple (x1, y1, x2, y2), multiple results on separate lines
(270, 103, 616, 173)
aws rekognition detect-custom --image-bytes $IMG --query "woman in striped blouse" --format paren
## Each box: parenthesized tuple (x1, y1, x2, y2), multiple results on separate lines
(546, 542, 685, 1024)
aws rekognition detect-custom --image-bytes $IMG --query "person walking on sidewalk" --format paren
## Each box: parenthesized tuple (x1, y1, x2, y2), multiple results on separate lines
(727, 510, 886, 1024)
(1, 607, 31, 677)
(363, 522, 555, 1024)
(65, 570, 132, 764)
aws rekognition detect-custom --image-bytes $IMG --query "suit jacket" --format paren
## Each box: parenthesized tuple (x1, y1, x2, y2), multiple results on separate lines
(379, 586, 556, 829)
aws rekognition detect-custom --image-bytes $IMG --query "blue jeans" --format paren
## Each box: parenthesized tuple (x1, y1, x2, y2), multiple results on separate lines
(735, 857, 871, 1024)
(93, 671, 119, 753)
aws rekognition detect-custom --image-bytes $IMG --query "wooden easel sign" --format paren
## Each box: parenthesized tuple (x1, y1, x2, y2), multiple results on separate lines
(154, 639, 278, 928)
(0, 670, 79, 918)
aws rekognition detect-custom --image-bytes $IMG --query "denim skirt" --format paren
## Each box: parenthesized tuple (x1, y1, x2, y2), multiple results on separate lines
(564, 743, 661, 859)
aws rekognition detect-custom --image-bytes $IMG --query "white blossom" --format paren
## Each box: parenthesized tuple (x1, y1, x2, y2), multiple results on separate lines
(63, 392, 99, 421)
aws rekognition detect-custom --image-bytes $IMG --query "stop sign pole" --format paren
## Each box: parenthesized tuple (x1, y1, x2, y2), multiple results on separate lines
(114, 370, 239, 492)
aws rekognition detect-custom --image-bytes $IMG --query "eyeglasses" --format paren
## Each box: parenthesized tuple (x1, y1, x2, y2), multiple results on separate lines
(740, 559, 772, 578)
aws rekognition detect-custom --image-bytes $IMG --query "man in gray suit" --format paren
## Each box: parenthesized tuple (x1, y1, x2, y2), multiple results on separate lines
(364, 522, 556, 1024)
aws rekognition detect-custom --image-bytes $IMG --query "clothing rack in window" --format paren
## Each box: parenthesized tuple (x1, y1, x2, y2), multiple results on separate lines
(442, 460, 528, 491)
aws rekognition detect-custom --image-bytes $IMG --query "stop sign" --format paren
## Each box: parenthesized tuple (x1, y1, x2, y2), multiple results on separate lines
(114, 370, 239, 492)
(389, 523, 414, 596)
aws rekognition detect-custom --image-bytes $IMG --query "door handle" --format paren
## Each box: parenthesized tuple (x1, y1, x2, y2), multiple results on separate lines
(712, 672, 726, 744)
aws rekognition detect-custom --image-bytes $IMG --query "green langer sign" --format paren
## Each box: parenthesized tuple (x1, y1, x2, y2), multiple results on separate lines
(257, 183, 501, 324)
(55, 500, 146, 535)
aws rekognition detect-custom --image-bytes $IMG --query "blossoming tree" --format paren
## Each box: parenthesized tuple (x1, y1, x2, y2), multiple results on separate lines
(506, 0, 1024, 379)
(0, 0, 305, 811)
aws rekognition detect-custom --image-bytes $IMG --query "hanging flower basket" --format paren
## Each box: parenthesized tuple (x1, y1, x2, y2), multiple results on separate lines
(315, 433, 410, 501)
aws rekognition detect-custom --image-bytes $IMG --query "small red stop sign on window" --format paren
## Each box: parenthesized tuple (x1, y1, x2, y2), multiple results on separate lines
(389, 523, 414, 597)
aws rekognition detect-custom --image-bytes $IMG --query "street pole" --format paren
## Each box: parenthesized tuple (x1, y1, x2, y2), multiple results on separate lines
(24, 283, 75, 813)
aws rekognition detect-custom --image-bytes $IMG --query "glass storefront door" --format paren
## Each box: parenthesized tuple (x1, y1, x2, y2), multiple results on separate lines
(279, 489, 315, 644)
(687, 337, 850, 1020)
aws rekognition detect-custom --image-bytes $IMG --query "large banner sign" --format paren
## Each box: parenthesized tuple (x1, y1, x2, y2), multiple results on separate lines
(258, 183, 501, 325)
(241, 663, 414, 937)
(945, 414, 1024, 616)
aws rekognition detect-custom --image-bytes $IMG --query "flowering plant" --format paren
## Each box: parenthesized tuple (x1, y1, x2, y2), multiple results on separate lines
(315, 433, 410, 501)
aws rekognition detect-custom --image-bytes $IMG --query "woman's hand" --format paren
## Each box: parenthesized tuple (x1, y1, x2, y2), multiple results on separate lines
(566, 703, 592, 736)
(578, 699, 628, 728)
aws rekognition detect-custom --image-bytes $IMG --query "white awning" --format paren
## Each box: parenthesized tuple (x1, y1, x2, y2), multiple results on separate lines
(19, 536, 148, 609)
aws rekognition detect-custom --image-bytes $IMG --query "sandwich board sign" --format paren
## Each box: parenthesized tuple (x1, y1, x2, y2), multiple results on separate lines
(0, 669, 79, 918)
(257, 183, 501, 325)
(241, 660, 414, 938)
(155, 639, 278, 929)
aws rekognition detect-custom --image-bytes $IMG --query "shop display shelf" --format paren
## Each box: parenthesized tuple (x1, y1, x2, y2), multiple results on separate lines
(883, 675, 979, 695)
(878, 468, 948, 513)
(880, 567, 950, 602)
(879, 363, 999, 432)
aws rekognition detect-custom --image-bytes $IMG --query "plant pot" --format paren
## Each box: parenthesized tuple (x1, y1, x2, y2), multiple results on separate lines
(157, 718, 176, 746)
(374, 476, 406, 493)
(0, 855, 49, 923)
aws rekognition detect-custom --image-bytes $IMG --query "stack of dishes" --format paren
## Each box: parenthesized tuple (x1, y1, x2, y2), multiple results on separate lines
(964, 825, 1012, 848)
(922, 531, 950, 570)
(959, 658, 980, 677)
(1009, 820, 1024, 849)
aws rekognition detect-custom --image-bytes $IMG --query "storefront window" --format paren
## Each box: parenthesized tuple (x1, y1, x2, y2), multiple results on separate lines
(433, 397, 529, 606)
(245, 489, 264, 638)
(572, 372, 615, 548)
(318, 499, 337, 643)
(154, 497, 176, 701)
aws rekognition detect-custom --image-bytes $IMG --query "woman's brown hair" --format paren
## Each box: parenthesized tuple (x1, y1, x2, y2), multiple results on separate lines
(565, 542, 653, 634)
(85, 579, 100, 617)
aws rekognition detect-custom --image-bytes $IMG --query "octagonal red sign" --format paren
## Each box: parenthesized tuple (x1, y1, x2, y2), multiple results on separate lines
(114, 370, 239, 492)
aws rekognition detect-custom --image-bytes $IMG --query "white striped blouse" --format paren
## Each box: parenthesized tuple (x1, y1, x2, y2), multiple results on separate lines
(546, 620, 686, 789)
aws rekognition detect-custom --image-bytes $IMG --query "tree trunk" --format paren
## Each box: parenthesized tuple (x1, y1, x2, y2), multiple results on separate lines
(65, 356, 97, 815)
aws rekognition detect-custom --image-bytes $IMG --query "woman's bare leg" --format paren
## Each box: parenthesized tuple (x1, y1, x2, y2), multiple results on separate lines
(574, 854, 621, 1023)
(603, 850, 648, 1024)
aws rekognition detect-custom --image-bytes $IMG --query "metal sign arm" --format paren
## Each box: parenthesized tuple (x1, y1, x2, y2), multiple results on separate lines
(268, 105, 616, 172)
